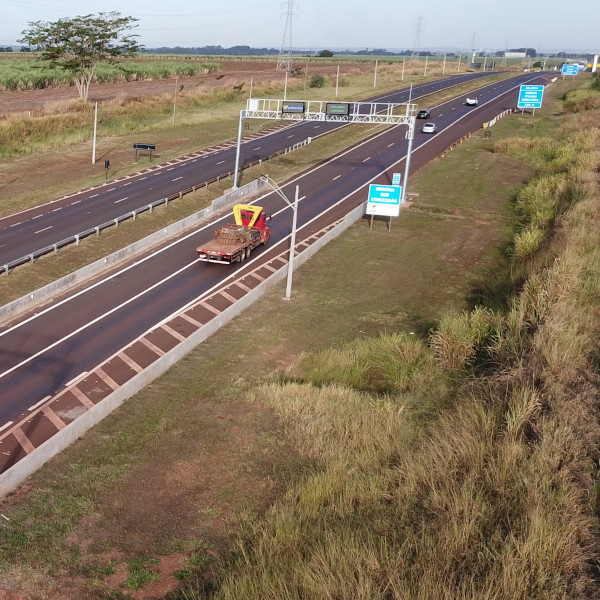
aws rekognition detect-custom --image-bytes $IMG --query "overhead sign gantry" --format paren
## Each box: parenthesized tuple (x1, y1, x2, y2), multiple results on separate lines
(243, 98, 415, 125)
(233, 97, 417, 202)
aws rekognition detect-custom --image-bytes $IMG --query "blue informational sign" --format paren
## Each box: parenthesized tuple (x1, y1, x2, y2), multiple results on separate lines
(281, 101, 306, 114)
(561, 64, 578, 76)
(392, 172, 401, 186)
(366, 184, 402, 217)
(518, 85, 544, 109)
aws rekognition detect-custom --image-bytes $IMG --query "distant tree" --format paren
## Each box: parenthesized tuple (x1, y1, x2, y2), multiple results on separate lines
(317, 50, 334, 58)
(19, 12, 140, 100)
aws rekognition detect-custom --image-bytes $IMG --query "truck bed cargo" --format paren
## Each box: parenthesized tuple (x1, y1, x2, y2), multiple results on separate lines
(197, 204, 271, 265)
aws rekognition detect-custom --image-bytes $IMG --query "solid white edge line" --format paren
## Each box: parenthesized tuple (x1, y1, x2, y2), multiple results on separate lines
(28, 395, 52, 412)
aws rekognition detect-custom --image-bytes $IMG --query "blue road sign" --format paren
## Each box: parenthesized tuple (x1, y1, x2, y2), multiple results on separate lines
(561, 64, 578, 76)
(366, 184, 402, 217)
(392, 172, 401, 186)
(518, 85, 544, 109)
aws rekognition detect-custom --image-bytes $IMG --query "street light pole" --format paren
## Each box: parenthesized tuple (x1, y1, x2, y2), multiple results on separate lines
(285, 185, 299, 299)
(260, 175, 299, 300)
(233, 109, 245, 189)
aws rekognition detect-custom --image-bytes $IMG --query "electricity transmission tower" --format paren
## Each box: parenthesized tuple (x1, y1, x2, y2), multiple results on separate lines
(411, 16, 424, 64)
(277, 0, 294, 71)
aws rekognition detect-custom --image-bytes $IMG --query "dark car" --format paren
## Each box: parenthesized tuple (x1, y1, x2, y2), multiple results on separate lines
(417, 109, 431, 119)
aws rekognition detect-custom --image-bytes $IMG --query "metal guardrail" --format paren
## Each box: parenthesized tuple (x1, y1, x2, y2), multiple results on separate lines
(2, 137, 311, 274)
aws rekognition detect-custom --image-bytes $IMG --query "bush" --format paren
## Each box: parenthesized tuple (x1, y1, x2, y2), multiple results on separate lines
(309, 74, 325, 88)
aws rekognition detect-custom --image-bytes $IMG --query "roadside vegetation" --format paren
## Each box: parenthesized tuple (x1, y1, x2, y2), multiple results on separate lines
(0, 65, 598, 600)
(161, 76, 600, 600)
(0, 57, 221, 92)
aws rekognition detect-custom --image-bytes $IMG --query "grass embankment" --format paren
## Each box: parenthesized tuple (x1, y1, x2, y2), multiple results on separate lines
(0, 72, 597, 599)
(172, 78, 600, 599)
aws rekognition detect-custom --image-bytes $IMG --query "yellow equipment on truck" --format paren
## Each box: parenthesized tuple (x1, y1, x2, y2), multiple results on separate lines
(196, 204, 271, 264)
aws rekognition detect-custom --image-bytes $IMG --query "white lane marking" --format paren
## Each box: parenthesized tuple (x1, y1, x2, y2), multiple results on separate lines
(28, 395, 51, 411)
(387, 143, 394, 147)
(0, 421, 13, 432)
(217, 160, 225, 165)
(66, 372, 87, 387)
(333, 175, 341, 181)
(114, 197, 128, 204)
(139, 176, 148, 181)
(71, 200, 81, 205)
(172, 176, 183, 182)
(362, 157, 371, 162)
(52, 207, 63, 212)
(34, 226, 53, 234)
(253, 146, 261, 150)
(9, 222, 21, 227)
(90, 193, 99, 198)
(0, 259, 200, 381)
(167, 167, 175, 171)
(286, 135, 294, 138)
(32, 214, 42, 219)
(123, 182, 132, 186)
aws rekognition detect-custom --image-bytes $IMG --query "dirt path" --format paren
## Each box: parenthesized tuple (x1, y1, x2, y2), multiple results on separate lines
(0, 60, 367, 118)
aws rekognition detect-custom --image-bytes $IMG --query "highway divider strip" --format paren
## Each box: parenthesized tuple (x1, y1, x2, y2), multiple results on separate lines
(0, 178, 267, 327)
(1, 133, 310, 275)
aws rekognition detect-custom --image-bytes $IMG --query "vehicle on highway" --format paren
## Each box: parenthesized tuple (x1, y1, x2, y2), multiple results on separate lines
(197, 204, 271, 264)
(466, 97, 479, 106)
(416, 109, 431, 119)
(421, 122, 437, 134)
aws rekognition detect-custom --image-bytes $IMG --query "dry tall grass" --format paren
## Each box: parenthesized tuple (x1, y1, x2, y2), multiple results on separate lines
(175, 90, 600, 600)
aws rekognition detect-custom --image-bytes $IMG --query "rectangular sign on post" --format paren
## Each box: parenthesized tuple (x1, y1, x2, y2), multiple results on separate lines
(561, 64, 578, 76)
(366, 184, 402, 217)
(517, 85, 544, 109)
(392, 173, 401, 186)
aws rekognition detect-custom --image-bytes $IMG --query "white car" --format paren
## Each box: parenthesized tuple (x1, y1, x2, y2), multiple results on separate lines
(466, 97, 478, 106)
(421, 122, 437, 134)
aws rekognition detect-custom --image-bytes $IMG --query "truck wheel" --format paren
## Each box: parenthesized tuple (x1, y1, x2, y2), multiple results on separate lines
(239, 250, 245, 263)
(246, 247, 251, 259)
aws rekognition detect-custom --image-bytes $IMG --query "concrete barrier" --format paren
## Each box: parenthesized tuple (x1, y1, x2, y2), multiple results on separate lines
(0, 200, 367, 498)
(0, 178, 267, 326)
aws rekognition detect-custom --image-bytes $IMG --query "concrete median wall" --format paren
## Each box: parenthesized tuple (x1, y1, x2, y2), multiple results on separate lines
(0, 178, 266, 326)
(0, 200, 366, 498)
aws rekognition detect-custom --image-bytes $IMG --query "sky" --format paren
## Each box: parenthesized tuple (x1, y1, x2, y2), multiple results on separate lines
(1, 0, 598, 54)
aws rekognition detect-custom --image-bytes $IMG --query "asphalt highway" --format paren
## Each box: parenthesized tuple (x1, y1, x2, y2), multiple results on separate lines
(0, 70, 552, 432)
(0, 71, 499, 267)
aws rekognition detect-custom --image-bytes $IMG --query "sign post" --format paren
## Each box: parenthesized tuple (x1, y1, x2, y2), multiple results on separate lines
(561, 64, 579, 78)
(133, 143, 156, 161)
(366, 184, 402, 231)
(517, 85, 544, 116)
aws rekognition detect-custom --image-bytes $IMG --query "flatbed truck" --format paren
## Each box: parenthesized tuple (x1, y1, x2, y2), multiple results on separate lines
(196, 204, 271, 264)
